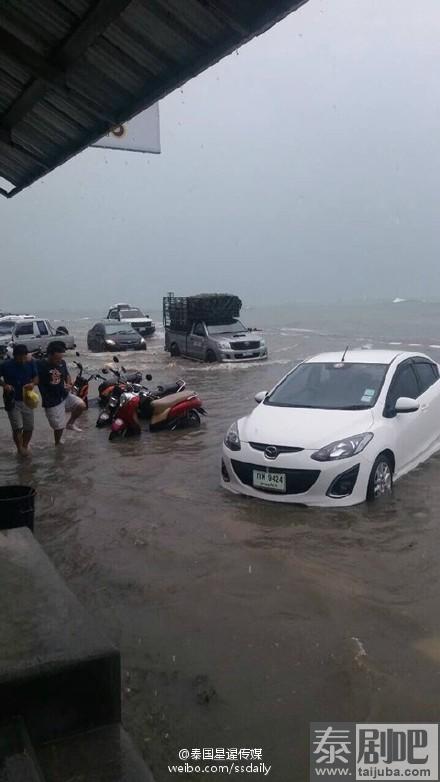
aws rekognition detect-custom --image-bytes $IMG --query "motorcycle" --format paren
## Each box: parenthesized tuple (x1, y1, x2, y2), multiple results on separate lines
(98, 366, 143, 407)
(96, 358, 147, 427)
(71, 357, 96, 408)
(109, 385, 206, 440)
(96, 357, 186, 428)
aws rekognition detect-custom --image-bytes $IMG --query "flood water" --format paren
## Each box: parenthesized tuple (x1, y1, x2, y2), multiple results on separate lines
(2, 300, 440, 781)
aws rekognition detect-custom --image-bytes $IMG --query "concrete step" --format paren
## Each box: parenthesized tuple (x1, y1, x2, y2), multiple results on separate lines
(0, 528, 120, 745)
(37, 725, 155, 782)
(0, 718, 45, 781)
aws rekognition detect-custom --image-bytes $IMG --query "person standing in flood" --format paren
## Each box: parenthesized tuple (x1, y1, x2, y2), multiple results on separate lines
(0, 344, 39, 456)
(38, 341, 85, 445)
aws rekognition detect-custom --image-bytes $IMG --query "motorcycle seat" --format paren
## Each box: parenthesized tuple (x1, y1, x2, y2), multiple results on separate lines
(150, 390, 195, 415)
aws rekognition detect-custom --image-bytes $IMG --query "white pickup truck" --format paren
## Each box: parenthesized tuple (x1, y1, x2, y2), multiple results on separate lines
(165, 319, 267, 363)
(106, 303, 155, 336)
(0, 317, 76, 356)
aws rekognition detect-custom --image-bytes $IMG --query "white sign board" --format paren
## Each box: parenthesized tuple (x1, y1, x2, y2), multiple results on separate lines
(92, 103, 160, 153)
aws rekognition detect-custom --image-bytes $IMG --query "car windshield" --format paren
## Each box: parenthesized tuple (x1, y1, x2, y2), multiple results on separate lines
(207, 321, 247, 335)
(0, 320, 16, 333)
(105, 324, 137, 335)
(265, 362, 389, 410)
(120, 308, 144, 318)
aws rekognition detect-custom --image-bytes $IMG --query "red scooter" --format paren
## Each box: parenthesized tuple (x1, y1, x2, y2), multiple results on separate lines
(71, 355, 97, 408)
(109, 387, 206, 440)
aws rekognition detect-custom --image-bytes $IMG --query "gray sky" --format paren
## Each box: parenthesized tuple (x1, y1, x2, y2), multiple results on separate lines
(2, 0, 440, 311)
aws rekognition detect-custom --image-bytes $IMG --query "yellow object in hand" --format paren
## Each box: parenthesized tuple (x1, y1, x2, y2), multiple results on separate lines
(23, 388, 39, 409)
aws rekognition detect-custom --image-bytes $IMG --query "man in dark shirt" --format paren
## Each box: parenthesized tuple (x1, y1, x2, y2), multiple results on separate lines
(0, 344, 39, 456)
(38, 341, 85, 445)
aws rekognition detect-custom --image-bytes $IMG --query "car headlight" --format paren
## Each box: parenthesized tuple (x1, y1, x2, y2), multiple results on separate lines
(311, 432, 373, 461)
(224, 421, 241, 451)
(105, 339, 116, 346)
(218, 340, 230, 349)
(260, 339, 266, 347)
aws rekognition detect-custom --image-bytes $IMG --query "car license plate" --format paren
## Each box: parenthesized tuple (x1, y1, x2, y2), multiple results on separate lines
(253, 470, 286, 492)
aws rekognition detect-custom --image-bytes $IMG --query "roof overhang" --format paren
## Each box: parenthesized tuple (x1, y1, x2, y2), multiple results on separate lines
(0, 0, 308, 198)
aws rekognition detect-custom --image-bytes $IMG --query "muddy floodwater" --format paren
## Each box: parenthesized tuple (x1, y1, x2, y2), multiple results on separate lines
(2, 301, 440, 781)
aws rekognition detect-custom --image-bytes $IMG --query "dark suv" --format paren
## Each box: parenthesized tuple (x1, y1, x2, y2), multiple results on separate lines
(87, 320, 147, 352)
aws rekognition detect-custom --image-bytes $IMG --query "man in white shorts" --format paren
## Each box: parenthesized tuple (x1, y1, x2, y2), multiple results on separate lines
(37, 341, 85, 445)
(0, 344, 39, 456)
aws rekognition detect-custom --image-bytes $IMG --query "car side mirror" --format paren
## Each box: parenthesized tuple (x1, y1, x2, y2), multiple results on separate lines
(113, 356, 119, 363)
(395, 396, 420, 414)
(75, 351, 80, 357)
(146, 374, 153, 381)
(255, 391, 267, 403)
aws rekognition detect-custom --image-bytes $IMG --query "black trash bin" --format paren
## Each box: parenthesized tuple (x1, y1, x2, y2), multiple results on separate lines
(0, 486, 35, 531)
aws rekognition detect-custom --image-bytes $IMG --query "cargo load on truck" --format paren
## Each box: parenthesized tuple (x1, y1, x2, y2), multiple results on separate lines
(163, 292, 242, 331)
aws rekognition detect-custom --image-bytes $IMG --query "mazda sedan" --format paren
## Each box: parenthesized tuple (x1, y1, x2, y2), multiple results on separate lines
(221, 350, 440, 506)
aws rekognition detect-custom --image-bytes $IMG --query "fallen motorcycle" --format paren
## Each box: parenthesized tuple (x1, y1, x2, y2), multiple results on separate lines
(109, 386, 206, 440)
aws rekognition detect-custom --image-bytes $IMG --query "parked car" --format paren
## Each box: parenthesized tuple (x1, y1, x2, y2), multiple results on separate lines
(0, 315, 35, 356)
(163, 293, 267, 362)
(87, 320, 147, 352)
(165, 319, 267, 363)
(106, 304, 155, 336)
(222, 349, 440, 507)
(1, 316, 75, 355)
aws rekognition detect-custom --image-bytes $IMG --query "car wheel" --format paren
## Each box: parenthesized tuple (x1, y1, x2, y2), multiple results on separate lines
(367, 454, 393, 501)
(205, 349, 217, 363)
(170, 343, 180, 357)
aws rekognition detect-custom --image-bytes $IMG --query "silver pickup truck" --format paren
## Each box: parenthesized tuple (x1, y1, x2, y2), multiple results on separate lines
(0, 317, 76, 355)
(165, 319, 267, 363)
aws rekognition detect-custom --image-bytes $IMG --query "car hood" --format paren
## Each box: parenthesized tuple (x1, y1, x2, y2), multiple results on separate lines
(120, 317, 152, 324)
(210, 331, 262, 344)
(240, 404, 375, 450)
(113, 333, 141, 342)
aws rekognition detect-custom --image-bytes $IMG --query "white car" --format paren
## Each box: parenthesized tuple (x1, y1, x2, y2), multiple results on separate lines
(221, 350, 440, 507)
(0, 314, 36, 357)
(106, 304, 155, 336)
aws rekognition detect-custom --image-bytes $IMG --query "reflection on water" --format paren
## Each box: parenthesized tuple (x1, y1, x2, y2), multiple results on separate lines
(2, 304, 440, 782)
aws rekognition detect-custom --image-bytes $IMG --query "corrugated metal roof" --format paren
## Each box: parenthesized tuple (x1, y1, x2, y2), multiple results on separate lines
(0, 0, 308, 197)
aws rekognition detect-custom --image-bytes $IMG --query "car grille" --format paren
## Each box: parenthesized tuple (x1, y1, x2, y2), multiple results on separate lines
(230, 340, 260, 350)
(231, 460, 320, 494)
(249, 442, 304, 454)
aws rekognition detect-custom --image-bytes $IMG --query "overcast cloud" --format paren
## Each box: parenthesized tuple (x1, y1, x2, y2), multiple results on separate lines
(1, 0, 440, 312)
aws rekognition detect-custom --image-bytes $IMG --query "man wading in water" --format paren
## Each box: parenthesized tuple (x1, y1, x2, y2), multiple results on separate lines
(0, 344, 39, 456)
(38, 341, 85, 445)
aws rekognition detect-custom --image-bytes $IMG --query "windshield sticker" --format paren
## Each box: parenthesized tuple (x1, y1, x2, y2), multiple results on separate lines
(361, 394, 371, 403)
(364, 388, 375, 397)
